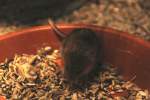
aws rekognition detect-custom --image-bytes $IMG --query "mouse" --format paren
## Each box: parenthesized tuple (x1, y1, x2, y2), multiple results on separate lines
(48, 20, 102, 84)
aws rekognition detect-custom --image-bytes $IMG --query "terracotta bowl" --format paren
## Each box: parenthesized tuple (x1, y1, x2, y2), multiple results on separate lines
(0, 24, 150, 91)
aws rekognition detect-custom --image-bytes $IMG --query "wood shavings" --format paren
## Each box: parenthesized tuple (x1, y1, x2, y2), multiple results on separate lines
(0, 46, 149, 99)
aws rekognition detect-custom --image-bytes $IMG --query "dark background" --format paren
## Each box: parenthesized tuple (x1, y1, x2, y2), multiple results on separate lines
(0, 0, 149, 41)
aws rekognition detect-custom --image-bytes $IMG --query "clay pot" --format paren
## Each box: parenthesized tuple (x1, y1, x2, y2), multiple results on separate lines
(0, 24, 149, 90)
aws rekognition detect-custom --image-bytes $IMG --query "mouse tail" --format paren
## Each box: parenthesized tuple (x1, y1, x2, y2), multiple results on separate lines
(48, 19, 66, 40)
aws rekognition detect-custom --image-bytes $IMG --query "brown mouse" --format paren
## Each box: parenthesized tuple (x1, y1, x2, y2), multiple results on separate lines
(48, 20, 102, 84)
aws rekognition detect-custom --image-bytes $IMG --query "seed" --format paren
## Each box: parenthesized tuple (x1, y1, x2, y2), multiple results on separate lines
(0, 46, 149, 99)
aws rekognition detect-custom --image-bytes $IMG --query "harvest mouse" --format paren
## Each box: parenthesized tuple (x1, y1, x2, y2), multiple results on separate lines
(48, 20, 102, 84)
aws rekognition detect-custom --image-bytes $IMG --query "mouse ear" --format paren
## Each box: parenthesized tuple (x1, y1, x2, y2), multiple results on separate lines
(48, 19, 66, 38)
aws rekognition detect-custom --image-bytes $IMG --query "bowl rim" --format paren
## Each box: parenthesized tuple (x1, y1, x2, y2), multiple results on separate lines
(0, 24, 149, 48)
